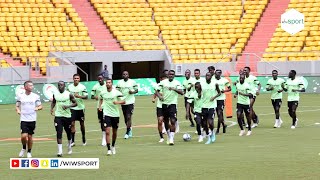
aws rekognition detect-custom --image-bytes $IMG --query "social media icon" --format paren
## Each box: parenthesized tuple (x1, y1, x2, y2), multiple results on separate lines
(50, 159, 59, 168)
(41, 160, 49, 168)
(11, 159, 20, 168)
(31, 159, 39, 167)
(21, 159, 29, 167)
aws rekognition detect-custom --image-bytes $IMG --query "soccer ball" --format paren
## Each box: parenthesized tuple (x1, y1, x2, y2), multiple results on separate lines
(183, 133, 191, 141)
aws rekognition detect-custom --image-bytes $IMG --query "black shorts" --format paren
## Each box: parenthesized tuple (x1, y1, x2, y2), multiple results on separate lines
(271, 99, 282, 109)
(236, 103, 250, 115)
(216, 100, 225, 111)
(103, 116, 119, 129)
(162, 104, 177, 120)
(97, 109, 103, 122)
(121, 104, 134, 116)
(20, 121, 36, 135)
(71, 109, 85, 121)
(156, 107, 163, 117)
(288, 101, 299, 110)
(54, 117, 72, 132)
(202, 108, 215, 121)
(194, 112, 203, 124)
(184, 97, 194, 108)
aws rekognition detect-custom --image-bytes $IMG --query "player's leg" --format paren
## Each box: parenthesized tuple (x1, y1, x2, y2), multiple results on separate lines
(19, 122, 28, 157)
(205, 109, 215, 144)
(54, 117, 64, 157)
(244, 106, 252, 136)
(104, 116, 112, 155)
(185, 97, 194, 127)
(237, 104, 245, 136)
(276, 100, 283, 127)
(126, 104, 134, 137)
(250, 97, 258, 127)
(26, 121, 35, 158)
(290, 101, 299, 129)
(79, 110, 86, 145)
(168, 104, 177, 145)
(157, 108, 164, 142)
(63, 117, 73, 155)
(111, 117, 119, 155)
(194, 112, 203, 142)
(98, 109, 106, 146)
(70, 110, 76, 146)
(216, 100, 226, 134)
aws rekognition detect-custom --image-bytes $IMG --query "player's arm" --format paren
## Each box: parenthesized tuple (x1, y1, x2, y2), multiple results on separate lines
(239, 88, 253, 98)
(78, 90, 88, 99)
(35, 96, 42, 111)
(255, 79, 261, 95)
(169, 84, 184, 95)
(16, 98, 21, 115)
(234, 91, 238, 98)
(114, 94, 126, 105)
(266, 82, 273, 91)
(35, 104, 43, 111)
(222, 81, 231, 93)
(98, 95, 103, 111)
(50, 95, 56, 116)
(281, 82, 288, 92)
(293, 83, 306, 92)
(210, 84, 221, 101)
(155, 89, 164, 101)
(91, 88, 97, 100)
(67, 94, 78, 109)
(129, 84, 139, 94)
(277, 81, 285, 93)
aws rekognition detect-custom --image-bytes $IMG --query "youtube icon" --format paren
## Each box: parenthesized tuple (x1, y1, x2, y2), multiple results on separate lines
(11, 159, 20, 168)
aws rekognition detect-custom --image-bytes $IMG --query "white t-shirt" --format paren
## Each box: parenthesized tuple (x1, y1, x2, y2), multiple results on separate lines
(16, 92, 41, 122)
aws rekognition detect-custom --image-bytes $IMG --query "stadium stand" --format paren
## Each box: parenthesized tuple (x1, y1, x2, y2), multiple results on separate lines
(150, 0, 268, 64)
(263, 0, 320, 61)
(90, 0, 165, 51)
(0, 0, 95, 75)
(0, 59, 9, 68)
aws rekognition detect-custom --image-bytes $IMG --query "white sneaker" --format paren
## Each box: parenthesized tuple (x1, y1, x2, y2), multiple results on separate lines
(27, 153, 32, 158)
(252, 123, 258, 128)
(291, 125, 296, 129)
(107, 150, 112, 156)
(159, 138, 164, 143)
(194, 131, 198, 134)
(70, 142, 75, 147)
(83, 142, 87, 146)
(277, 119, 283, 128)
(295, 118, 299, 126)
(19, 149, 25, 157)
(57, 153, 63, 157)
(169, 138, 174, 145)
(198, 135, 203, 142)
(245, 124, 249, 128)
(246, 130, 252, 136)
(239, 130, 245, 136)
(124, 134, 129, 139)
(274, 120, 278, 128)
(111, 146, 116, 155)
(68, 146, 72, 155)
(175, 121, 180, 133)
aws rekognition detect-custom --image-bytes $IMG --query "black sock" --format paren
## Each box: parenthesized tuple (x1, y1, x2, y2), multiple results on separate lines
(107, 143, 111, 150)
(196, 124, 201, 135)
(82, 131, 86, 142)
(112, 140, 116, 147)
(28, 149, 31, 153)
(71, 133, 75, 142)
(126, 128, 130, 135)
(293, 118, 297, 126)
(159, 132, 163, 138)
(22, 145, 26, 150)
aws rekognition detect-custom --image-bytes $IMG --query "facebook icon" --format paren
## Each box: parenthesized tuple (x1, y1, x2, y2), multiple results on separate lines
(50, 159, 59, 168)
(21, 159, 29, 167)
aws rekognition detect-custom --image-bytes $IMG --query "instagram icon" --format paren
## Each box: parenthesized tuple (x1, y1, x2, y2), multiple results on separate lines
(31, 159, 39, 168)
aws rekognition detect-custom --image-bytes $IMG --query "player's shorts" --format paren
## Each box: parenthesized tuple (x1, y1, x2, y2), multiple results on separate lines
(103, 116, 119, 129)
(288, 101, 299, 111)
(162, 104, 177, 120)
(121, 104, 134, 116)
(184, 97, 194, 108)
(54, 117, 72, 132)
(236, 103, 250, 115)
(271, 99, 282, 109)
(20, 121, 36, 135)
(201, 108, 215, 121)
(97, 109, 103, 122)
(194, 112, 203, 124)
(71, 109, 85, 121)
(156, 107, 163, 117)
(216, 100, 225, 111)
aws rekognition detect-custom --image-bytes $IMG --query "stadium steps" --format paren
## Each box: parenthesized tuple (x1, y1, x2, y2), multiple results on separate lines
(237, 0, 291, 73)
(69, 0, 122, 51)
(0, 53, 23, 66)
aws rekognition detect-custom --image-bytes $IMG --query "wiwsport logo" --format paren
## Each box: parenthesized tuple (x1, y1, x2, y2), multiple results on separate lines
(281, 9, 305, 35)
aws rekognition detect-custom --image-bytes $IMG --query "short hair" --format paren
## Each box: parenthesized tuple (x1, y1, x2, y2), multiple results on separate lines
(195, 82, 201, 86)
(162, 69, 168, 73)
(169, 70, 175, 74)
(185, 69, 191, 72)
(215, 69, 222, 73)
(272, 70, 278, 73)
(194, 69, 200, 72)
(208, 66, 215, 71)
(290, 70, 296, 75)
(160, 73, 167, 79)
(24, 80, 32, 87)
(73, 74, 80, 78)
(105, 77, 113, 81)
(244, 66, 251, 71)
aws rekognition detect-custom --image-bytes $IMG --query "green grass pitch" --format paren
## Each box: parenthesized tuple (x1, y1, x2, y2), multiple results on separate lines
(1, 94, 320, 180)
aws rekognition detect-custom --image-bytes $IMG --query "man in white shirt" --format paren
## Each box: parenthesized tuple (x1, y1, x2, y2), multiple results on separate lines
(16, 81, 43, 158)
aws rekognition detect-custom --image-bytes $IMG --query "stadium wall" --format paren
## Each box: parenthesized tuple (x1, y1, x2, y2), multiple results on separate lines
(1, 76, 319, 105)
(257, 61, 320, 75)
(0, 66, 29, 85)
